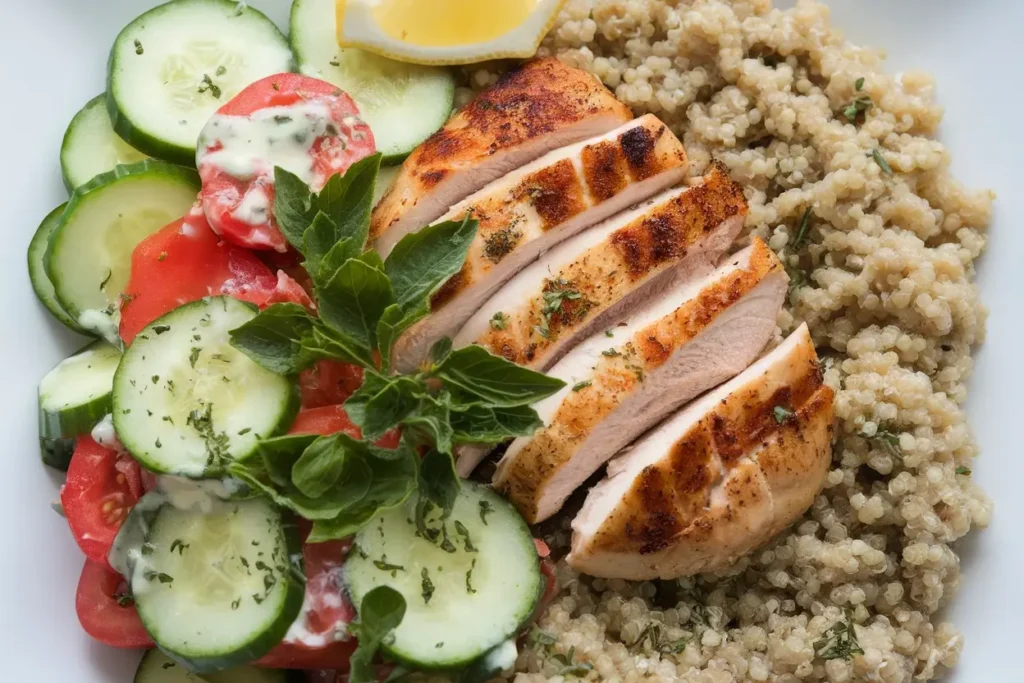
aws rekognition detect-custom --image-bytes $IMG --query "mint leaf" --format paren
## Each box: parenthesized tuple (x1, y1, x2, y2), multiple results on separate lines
(227, 460, 351, 521)
(300, 324, 375, 369)
(358, 376, 420, 442)
(292, 434, 373, 500)
(418, 448, 459, 517)
(450, 403, 543, 444)
(318, 255, 395, 350)
(228, 303, 316, 374)
(273, 166, 316, 250)
(385, 215, 478, 311)
(436, 345, 566, 407)
(317, 153, 381, 251)
(344, 370, 393, 428)
(402, 392, 453, 455)
(348, 586, 407, 683)
(317, 237, 358, 285)
(256, 434, 319, 486)
(376, 302, 427, 373)
(302, 211, 340, 278)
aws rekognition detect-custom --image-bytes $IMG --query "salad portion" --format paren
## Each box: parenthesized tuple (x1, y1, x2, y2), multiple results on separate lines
(30, 1, 561, 680)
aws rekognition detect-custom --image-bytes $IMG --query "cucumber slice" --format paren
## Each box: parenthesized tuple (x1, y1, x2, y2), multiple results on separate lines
(112, 297, 298, 478)
(27, 203, 90, 335)
(45, 160, 200, 342)
(372, 164, 399, 207)
(134, 648, 302, 683)
(107, 0, 294, 165)
(61, 94, 148, 191)
(290, 0, 454, 164)
(128, 496, 304, 672)
(38, 341, 122, 441)
(344, 482, 541, 670)
(40, 437, 76, 471)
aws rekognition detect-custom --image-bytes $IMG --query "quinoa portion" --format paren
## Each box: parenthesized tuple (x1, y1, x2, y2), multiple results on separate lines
(468, 1, 996, 681)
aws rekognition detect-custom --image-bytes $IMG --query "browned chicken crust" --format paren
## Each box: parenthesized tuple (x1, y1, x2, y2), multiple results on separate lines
(568, 325, 835, 579)
(497, 239, 785, 523)
(370, 58, 633, 239)
(474, 162, 746, 367)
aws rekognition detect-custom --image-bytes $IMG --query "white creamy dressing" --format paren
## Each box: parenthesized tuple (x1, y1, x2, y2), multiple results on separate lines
(282, 581, 351, 648)
(155, 475, 244, 514)
(231, 183, 272, 225)
(90, 414, 125, 452)
(197, 100, 335, 187)
(77, 309, 121, 346)
(483, 639, 519, 674)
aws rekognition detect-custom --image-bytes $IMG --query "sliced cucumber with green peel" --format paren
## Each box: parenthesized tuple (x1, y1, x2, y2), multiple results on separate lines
(45, 160, 200, 342)
(27, 203, 90, 335)
(61, 94, 148, 191)
(107, 0, 294, 165)
(344, 482, 542, 670)
(290, 0, 454, 164)
(135, 649, 303, 683)
(38, 340, 122, 442)
(112, 297, 298, 478)
(40, 437, 76, 471)
(126, 496, 303, 673)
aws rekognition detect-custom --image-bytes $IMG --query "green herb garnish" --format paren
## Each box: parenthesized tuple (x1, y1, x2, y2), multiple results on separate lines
(869, 148, 893, 175)
(773, 405, 794, 424)
(490, 311, 508, 331)
(814, 614, 864, 661)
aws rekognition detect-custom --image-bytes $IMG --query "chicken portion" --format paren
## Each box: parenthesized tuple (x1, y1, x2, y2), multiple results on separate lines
(568, 324, 835, 580)
(454, 163, 746, 372)
(390, 115, 688, 372)
(494, 238, 787, 523)
(370, 58, 632, 250)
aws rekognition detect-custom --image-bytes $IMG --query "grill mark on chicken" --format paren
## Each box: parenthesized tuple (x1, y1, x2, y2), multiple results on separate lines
(581, 140, 629, 201)
(621, 124, 665, 180)
(520, 159, 587, 230)
(583, 330, 835, 563)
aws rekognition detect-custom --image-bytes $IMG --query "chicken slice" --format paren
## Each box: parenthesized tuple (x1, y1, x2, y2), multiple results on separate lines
(389, 114, 689, 372)
(493, 238, 787, 523)
(370, 58, 632, 246)
(567, 324, 835, 579)
(454, 162, 746, 372)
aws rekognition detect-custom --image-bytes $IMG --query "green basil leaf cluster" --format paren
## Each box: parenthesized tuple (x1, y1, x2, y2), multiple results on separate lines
(228, 157, 566, 540)
(347, 586, 407, 683)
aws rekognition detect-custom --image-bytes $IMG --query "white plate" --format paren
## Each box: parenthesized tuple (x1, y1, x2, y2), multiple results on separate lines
(0, 0, 1019, 679)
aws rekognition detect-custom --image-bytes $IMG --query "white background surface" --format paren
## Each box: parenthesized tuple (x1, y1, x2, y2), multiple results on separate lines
(0, 0, 1019, 679)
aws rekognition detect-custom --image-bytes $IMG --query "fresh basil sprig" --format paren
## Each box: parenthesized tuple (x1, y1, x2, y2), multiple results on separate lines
(228, 158, 565, 542)
(348, 586, 407, 683)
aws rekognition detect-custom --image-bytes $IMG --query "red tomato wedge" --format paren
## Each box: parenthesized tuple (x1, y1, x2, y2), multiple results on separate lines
(299, 360, 365, 409)
(75, 560, 154, 649)
(289, 405, 401, 450)
(61, 436, 144, 567)
(257, 539, 357, 670)
(119, 205, 312, 344)
(197, 73, 376, 251)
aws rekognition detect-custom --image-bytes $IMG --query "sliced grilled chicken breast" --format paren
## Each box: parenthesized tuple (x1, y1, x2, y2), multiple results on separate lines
(454, 162, 746, 372)
(370, 58, 632, 246)
(390, 115, 689, 372)
(493, 238, 786, 523)
(567, 324, 835, 579)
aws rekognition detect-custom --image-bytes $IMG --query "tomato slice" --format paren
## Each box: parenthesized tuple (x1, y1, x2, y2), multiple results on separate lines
(61, 436, 144, 566)
(75, 559, 154, 649)
(299, 360, 365, 409)
(289, 405, 401, 450)
(119, 204, 311, 344)
(197, 73, 376, 251)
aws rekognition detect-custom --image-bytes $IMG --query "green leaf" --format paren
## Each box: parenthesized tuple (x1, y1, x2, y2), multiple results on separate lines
(317, 153, 381, 252)
(309, 445, 418, 541)
(316, 236, 357, 284)
(273, 166, 316, 251)
(348, 586, 407, 683)
(228, 303, 316, 374)
(317, 257, 395, 349)
(227, 460, 349, 521)
(256, 434, 319, 486)
(302, 211, 340, 278)
(428, 337, 453, 365)
(292, 434, 372, 500)
(384, 215, 478, 311)
(358, 376, 420, 442)
(300, 324, 375, 369)
(418, 449, 460, 517)
(450, 403, 543, 444)
(376, 302, 428, 373)
(435, 345, 566, 407)
(343, 370, 394, 428)
(402, 392, 453, 455)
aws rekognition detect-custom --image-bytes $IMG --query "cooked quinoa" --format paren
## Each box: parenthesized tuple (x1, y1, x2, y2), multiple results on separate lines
(465, 1, 997, 681)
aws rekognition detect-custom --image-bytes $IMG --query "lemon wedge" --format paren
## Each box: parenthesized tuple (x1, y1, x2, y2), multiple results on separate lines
(336, 0, 567, 65)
